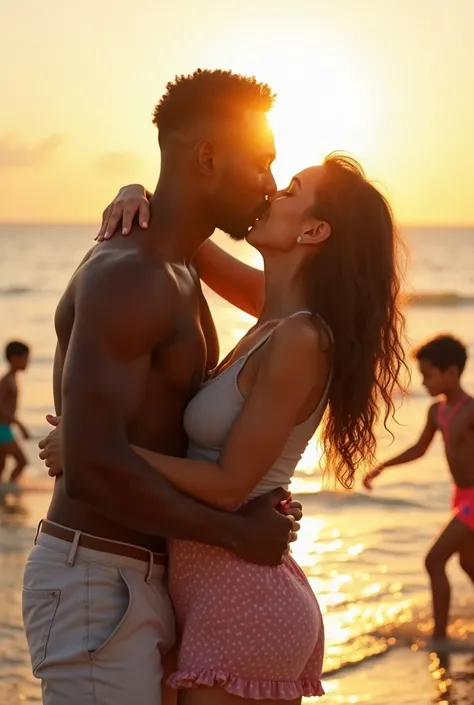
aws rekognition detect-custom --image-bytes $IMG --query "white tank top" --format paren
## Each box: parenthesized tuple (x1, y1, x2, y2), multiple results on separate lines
(184, 312, 332, 500)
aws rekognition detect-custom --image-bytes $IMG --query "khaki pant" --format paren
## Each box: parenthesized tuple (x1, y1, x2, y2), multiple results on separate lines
(22, 524, 175, 705)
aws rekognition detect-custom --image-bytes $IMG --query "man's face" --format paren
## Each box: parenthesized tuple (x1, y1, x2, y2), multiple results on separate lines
(210, 111, 277, 240)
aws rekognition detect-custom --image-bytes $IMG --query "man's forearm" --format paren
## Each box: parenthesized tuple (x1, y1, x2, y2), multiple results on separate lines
(65, 437, 245, 551)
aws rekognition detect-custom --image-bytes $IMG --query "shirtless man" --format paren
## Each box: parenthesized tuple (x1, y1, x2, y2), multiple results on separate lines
(364, 334, 474, 646)
(24, 69, 297, 705)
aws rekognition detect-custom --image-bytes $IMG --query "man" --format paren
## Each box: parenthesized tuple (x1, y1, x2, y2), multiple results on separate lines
(24, 69, 297, 705)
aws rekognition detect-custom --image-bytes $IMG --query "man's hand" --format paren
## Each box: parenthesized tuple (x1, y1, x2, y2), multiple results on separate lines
(363, 465, 384, 490)
(235, 488, 298, 566)
(38, 415, 63, 477)
(96, 185, 150, 241)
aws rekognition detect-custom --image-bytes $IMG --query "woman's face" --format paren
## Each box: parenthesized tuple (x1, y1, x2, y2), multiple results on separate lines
(246, 166, 328, 251)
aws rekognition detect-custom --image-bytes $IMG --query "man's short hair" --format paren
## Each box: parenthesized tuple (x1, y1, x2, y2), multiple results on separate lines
(5, 340, 30, 362)
(153, 69, 275, 147)
(414, 334, 468, 374)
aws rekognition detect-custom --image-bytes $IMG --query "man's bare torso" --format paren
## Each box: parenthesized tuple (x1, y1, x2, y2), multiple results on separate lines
(47, 236, 219, 551)
(436, 398, 474, 488)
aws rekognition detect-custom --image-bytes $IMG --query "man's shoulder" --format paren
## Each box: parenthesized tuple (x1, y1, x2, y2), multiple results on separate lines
(75, 244, 178, 304)
(65, 245, 180, 352)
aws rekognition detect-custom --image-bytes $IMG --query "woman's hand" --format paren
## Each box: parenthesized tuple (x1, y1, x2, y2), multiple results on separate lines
(96, 184, 151, 241)
(281, 497, 303, 522)
(38, 415, 64, 477)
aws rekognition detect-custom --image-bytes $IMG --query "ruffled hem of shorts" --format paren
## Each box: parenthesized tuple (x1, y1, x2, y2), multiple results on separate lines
(167, 669, 325, 699)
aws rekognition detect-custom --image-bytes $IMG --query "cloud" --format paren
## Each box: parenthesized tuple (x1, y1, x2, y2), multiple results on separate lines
(0, 134, 63, 167)
(94, 150, 142, 174)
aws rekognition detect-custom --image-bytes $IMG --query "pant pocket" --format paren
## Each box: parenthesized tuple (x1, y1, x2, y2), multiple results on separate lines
(22, 588, 61, 675)
(86, 565, 132, 658)
(155, 583, 176, 655)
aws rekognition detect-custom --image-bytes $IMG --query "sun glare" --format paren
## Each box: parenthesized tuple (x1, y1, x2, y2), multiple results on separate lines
(224, 33, 376, 188)
(268, 55, 374, 186)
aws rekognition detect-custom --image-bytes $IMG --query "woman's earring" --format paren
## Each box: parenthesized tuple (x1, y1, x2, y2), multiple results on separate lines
(297, 235, 303, 244)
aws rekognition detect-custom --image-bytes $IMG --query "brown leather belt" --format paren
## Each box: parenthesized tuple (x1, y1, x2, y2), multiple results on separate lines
(40, 520, 167, 566)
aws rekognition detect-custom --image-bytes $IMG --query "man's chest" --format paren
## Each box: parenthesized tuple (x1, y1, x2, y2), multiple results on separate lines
(129, 302, 218, 452)
(149, 290, 219, 397)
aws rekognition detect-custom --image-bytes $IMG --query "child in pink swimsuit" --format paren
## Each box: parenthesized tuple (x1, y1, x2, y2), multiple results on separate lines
(365, 334, 474, 644)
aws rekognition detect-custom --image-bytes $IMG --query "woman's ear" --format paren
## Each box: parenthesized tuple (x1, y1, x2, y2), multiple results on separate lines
(298, 219, 331, 246)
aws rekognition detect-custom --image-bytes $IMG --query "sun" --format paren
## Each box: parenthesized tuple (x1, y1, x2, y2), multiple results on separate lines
(268, 52, 375, 187)
(268, 64, 372, 187)
(223, 33, 376, 188)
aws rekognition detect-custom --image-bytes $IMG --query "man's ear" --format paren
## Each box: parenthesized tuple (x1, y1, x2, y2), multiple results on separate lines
(195, 140, 215, 177)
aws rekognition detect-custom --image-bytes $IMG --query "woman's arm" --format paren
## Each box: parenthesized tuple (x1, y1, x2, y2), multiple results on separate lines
(194, 240, 265, 318)
(96, 185, 265, 318)
(132, 318, 328, 510)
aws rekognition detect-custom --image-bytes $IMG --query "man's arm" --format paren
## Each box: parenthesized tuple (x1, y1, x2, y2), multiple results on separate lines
(96, 185, 265, 318)
(62, 256, 239, 545)
(60, 255, 293, 564)
(131, 318, 327, 509)
(54, 248, 96, 416)
(364, 404, 438, 488)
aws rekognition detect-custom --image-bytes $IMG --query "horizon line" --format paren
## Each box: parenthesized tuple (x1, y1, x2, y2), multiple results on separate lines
(1, 221, 473, 230)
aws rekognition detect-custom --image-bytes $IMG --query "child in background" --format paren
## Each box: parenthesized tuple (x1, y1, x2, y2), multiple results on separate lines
(0, 341, 30, 484)
(364, 335, 474, 645)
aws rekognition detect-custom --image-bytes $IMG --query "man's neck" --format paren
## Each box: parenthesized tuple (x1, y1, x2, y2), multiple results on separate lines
(146, 178, 214, 264)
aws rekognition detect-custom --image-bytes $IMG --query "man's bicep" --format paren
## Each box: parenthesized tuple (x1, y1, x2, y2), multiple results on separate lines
(60, 269, 171, 450)
(62, 319, 145, 422)
(60, 314, 149, 474)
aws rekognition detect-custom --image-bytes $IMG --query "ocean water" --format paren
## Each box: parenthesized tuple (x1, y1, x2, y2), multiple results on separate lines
(0, 223, 474, 705)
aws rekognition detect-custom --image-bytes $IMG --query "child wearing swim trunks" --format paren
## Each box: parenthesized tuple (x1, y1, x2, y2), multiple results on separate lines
(0, 341, 30, 484)
(364, 334, 474, 646)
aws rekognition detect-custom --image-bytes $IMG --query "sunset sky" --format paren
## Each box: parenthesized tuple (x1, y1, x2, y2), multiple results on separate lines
(2, 0, 473, 225)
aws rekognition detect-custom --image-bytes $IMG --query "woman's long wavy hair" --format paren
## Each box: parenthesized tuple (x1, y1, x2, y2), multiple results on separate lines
(306, 154, 407, 488)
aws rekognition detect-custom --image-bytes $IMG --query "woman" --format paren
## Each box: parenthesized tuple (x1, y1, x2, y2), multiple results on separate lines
(41, 155, 406, 704)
